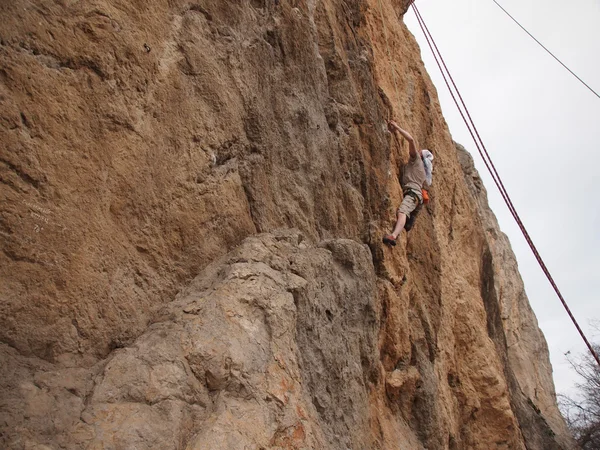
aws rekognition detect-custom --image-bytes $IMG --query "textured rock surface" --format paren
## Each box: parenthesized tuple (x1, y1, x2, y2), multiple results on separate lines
(0, 0, 573, 448)
(456, 143, 575, 450)
(2, 232, 381, 449)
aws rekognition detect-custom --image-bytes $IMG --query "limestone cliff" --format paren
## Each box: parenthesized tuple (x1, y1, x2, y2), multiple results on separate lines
(0, 0, 573, 448)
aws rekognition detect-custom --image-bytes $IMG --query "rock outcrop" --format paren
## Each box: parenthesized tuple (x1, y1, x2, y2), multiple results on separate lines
(456, 143, 574, 449)
(0, 0, 574, 448)
(2, 231, 381, 448)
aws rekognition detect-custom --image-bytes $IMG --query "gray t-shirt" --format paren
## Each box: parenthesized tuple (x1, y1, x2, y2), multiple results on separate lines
(402, 152, 426, 193)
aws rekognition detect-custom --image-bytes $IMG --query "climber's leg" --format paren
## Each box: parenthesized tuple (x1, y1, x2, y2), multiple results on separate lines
(391, 210, 407, 239)
(383, 194, 418, 246)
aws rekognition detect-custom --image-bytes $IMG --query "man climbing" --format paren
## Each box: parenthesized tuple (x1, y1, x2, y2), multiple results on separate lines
(383, 121, 433, 246)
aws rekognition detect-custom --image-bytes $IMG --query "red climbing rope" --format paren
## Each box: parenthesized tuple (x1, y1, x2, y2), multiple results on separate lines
(410, 2, 600, 368)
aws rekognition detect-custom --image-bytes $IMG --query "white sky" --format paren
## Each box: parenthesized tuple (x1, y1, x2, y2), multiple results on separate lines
(404, 0, 600, 398)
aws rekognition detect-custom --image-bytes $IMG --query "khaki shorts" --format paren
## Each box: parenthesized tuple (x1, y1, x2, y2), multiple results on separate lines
(398, 193, 419, 218)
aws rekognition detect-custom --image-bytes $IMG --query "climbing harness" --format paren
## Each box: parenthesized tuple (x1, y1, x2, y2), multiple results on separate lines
(410, 2, 600, 368)
(402, 188, 421, 203)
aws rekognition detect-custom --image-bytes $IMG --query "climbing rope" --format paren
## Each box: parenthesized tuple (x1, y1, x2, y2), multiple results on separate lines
(491, 0, 600, 100)
(410, 2, 600, 368)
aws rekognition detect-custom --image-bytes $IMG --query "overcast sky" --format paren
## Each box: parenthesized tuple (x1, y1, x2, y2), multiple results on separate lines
(404, 0, 600, 398)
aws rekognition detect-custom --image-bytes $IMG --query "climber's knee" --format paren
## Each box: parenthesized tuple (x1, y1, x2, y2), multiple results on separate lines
(397, 194, 418, 219)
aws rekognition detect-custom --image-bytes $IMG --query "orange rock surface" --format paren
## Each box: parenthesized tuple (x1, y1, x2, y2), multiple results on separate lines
(0, 0, 574, 448)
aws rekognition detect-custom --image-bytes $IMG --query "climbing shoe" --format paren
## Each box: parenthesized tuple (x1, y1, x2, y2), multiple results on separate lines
(382, 234, 397, 246)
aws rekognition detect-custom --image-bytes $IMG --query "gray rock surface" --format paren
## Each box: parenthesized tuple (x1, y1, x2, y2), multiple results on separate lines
(2, 231, 388, 449)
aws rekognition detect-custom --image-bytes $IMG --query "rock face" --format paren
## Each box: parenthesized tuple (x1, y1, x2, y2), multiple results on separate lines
(3, 231, 380, 449)
(0, 0, 573, 449)
(456, 143, 574, 450)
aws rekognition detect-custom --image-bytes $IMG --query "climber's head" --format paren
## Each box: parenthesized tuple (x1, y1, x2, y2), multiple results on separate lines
(421, 149, 433, 161)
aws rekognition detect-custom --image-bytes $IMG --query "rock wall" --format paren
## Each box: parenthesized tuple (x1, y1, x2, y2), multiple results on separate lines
(0, 0, 574, 448)
(456, 143, 574, 449)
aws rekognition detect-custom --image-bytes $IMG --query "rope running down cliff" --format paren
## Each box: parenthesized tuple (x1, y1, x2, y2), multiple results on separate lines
(410, 2, 600, 368)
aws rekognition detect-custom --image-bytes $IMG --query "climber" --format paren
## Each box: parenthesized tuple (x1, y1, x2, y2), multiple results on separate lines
(383, 121, 433, 246)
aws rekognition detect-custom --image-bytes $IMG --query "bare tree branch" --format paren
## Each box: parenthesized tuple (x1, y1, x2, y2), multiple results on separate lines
(560, 344, 600, 449)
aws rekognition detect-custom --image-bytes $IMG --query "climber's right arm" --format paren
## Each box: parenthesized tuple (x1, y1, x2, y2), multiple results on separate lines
(388, 121, 418, 159)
